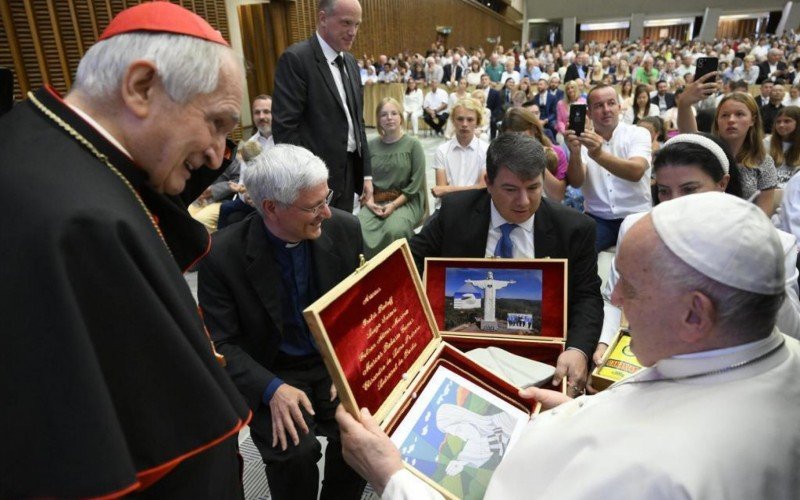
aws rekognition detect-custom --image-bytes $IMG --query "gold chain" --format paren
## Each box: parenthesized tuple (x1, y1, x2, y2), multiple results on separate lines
(27, 91, 172, 256)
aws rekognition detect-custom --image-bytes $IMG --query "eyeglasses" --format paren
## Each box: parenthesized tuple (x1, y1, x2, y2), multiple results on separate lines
(290, 189, 334, 216)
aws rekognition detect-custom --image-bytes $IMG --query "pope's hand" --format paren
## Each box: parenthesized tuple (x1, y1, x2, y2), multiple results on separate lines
(336, 405, 404, 496)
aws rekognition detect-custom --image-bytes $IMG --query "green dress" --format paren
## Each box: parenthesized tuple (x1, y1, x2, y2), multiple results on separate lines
(359, 134, 426, 258)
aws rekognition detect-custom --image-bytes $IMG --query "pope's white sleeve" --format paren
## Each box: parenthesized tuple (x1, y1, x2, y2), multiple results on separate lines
(381, 470, 444, 500)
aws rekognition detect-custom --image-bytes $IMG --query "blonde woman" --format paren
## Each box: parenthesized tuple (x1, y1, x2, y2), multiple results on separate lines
(555, 80, 585, 135)
(359, 97, 426, 257)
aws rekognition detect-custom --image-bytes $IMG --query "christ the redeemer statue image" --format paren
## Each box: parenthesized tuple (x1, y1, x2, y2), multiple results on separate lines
(465, 272, 516, 330)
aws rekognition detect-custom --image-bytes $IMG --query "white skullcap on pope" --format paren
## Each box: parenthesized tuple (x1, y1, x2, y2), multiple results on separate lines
(650, 192, 784, 295)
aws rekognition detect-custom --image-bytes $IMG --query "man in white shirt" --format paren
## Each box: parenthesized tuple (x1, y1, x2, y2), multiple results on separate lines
(674, 54, 695, 79)
(565, 84, 652, 251)
(431, 98, 487, 201)
(422, 80, 450, 136)
(334, 192, 800, 500)
(500, 59, 520, 85)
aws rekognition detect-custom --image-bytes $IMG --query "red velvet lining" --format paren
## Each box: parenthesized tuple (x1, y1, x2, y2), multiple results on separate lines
(424, 259, 566, 340)
(383, 344, 537, 434)
(318, 250, 435, 415)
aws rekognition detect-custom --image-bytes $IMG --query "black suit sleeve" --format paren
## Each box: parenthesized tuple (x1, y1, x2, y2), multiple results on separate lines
(565, 217, 604, 358)
(272, 49, 310, 149)
(410, 209, 444, 276)
(198, 253, 278, 410)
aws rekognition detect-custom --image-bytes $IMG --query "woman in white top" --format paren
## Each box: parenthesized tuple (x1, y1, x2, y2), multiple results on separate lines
(765, 106, 800, 188)
(465, 58, 485, 87)
(403, 79, 424, 135)
(622, 84, 659, 125)
(783, 85, 800, 107)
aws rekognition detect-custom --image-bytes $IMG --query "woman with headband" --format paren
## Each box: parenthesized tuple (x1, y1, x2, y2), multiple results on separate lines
(594, 133, 800, 366)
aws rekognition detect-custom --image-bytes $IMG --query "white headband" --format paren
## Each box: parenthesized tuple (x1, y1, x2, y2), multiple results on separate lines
(661, 134, 730, 174)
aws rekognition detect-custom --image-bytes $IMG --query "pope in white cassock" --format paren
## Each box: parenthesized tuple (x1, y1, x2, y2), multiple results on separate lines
(335, 192, 800, 499)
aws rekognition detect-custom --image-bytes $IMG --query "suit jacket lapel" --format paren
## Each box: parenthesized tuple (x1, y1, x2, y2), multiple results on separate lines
(534, 199, 559, 258)
(310, 35, 348, 114)
(244, 217, 284, 329)
(311, 228, 343, 295)
(467, 191, 492, 257)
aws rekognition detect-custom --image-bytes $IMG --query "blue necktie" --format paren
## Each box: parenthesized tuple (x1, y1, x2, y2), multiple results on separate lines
(494, 223, 517, 258)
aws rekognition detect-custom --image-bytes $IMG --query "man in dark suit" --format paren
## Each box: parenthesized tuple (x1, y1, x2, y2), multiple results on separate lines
(479, 73, 504, 138)
(649, 80, 676, 115)
(564, 52, 589, 83)
(272, 0, 371, 212)
(198, 144, 366, 500)
(533, 77, 558, 138)
(757, 48, 789, 84)
(441, 54, 464, 87)
(410, 134, 603, 396)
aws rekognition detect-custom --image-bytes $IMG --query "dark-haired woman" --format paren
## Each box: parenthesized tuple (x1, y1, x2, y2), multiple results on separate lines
(595, 133, 800, 363)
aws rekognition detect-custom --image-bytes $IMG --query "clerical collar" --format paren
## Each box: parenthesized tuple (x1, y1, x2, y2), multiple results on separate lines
(316, 32, 340, 65)
(264, 223, 302, 248)
(66, 102, 133, 159)
(489, 201, 534, 233)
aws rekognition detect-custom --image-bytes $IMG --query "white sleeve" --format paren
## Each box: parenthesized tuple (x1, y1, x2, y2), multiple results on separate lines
(433, 144, 446, 171)
(627, 125, 653, 167)
(382, 469, 444, 500)
(600, 257, 623, 346)
(779, 174, 800, 237)
(776, 230, 800, 340)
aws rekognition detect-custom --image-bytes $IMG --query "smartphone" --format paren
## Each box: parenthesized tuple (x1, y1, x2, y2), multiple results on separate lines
(694, 57, 719, 82)
(569, 104, 587, 135)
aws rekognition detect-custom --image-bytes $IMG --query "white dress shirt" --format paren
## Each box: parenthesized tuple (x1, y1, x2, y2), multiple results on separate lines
(484, 202, 535, 258)
(423, 88, 450, 116)
(433, 136, 487, 187)
(580, 121, 652, 219)
(316, 32, 356, 152)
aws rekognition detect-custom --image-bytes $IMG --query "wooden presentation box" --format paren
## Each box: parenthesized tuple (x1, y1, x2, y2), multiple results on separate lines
(304, 240, 540, 499)
(423, 257, 568, 372)
(591, 329, 644, 391)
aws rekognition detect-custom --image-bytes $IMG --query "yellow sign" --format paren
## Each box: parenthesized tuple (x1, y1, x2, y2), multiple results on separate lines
(597, 334, 643, 381)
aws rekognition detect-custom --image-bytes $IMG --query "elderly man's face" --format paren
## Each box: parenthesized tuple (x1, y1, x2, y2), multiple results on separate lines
(485, 167, 542, 224)
(271, 182, 332, 242)
(252, 97, 272, 136)
(139, 56, 242, 195)
(768, 51, 782, 64)
(317, 0, 362, 53)
(612, 217, 682, 366)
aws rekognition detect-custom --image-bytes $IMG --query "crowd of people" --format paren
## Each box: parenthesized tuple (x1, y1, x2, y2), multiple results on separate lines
(3, 0, 800, 498)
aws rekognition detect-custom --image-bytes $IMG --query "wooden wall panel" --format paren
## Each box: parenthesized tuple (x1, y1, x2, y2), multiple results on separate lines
(579, 28, 630, 44)
(643, 24, 689, 42)
(716, 18, 758, 40)
(0, 0, 230, 103)
(288, 0, 522, 57)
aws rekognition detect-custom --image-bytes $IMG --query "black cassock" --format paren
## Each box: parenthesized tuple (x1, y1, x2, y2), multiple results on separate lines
(0, 87, 250, 498)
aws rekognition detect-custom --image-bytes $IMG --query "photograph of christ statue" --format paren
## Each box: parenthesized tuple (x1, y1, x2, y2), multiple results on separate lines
(443, 267, 543, 335)
(389, 366, 528, 500)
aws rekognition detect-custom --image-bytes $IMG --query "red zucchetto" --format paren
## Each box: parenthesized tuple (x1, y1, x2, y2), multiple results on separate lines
(99, 1, 228, 46)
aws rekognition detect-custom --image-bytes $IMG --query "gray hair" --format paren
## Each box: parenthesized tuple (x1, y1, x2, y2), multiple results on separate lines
(244, 144, 329, 215)
(486, 133, 546, 183)
(652, 238, 784, 343)
(72, 32, 233, 104)
(319, 0, 337, 14)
